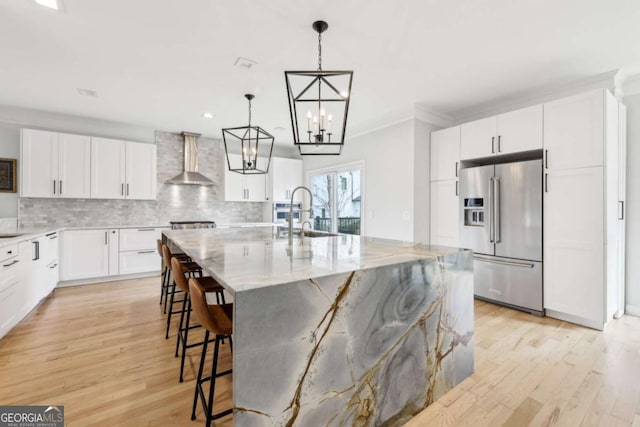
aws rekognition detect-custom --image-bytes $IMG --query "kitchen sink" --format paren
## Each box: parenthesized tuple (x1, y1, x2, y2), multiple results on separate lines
(301, 231, 339, 238)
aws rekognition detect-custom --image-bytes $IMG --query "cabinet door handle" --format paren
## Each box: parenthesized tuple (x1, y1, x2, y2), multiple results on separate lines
(121, 183, 124, 196)
(619, 201, 624, 220)
(2, 260, 19, 268)
(50, 263, 58, 269)
(491, 136, 495, 154)
(497, 135, 501, 153)
(33, 240, 40, 261)
(126, 183, 130, 196)
(455, 181, 459, 196)
(247, 189, 250, 199)
(53, 180, 56, 195)
(455, 162, 459, 178)
(59, 180, 63, 195)
(544, 173, 548, 193)
(105, 231, 108, 245)
(545, 150, 548, 169)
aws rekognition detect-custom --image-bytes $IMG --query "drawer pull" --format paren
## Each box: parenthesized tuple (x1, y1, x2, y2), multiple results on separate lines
(50, 263, 58, 269)
(2, 260, 19, 268)
(137, 250, 155, 254)
(137, 229, 156, 232)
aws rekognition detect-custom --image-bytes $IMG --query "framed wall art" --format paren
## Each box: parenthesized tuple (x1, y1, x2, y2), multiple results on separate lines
(0, 158, 17, 193)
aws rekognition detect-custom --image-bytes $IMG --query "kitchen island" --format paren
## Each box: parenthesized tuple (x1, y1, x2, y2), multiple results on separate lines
(164, 227, 474, 427)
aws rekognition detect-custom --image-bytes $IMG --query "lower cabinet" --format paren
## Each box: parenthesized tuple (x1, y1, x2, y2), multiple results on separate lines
(543, 166, 605, 327)
(0, 250, 21, 334)
(61, 229, 111, 281)
(60, 227, 164, 283)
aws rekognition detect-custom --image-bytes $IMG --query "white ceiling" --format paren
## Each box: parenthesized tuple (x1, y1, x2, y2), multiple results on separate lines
(1, 0, 640, 143)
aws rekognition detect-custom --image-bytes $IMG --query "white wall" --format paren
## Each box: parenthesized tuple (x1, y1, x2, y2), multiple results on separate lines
(303, 119, 421, 242)
(414, 119, 436, 244)
(0, 124, 20, 218)
(624, 93, 640, 314)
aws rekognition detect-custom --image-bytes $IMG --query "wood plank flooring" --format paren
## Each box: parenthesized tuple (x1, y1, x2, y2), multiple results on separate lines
(1, 276, 639, 426)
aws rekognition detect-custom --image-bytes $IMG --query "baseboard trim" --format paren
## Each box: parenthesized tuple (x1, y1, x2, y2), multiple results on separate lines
(545, 309, 605, 331)
(625, 304, 640, 317)
(57, 272, 159, 288)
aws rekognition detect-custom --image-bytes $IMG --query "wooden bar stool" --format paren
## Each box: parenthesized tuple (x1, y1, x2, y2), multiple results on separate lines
(189, 277, 233, 426)
(162, 244, 201, 339)
(170, 257, 225, 383)
(159, 242, 194, 312)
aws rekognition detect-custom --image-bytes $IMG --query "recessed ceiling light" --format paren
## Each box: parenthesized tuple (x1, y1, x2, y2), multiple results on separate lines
(202, 112, 214, 119)
(234, 57, 257, 69)
(34, 0, 62, 10)
(77, 88, 98, 97)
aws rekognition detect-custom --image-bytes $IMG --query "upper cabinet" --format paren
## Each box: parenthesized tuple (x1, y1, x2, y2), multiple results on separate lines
(543, 89, 604, 170)
(460, 105, 543, 160)
(125, 141, 157, 200)
(430, 126, 460, 181)
(224, 153, 266, 202)
(266, 157, 304, 202)
(21, 129, 91, 198)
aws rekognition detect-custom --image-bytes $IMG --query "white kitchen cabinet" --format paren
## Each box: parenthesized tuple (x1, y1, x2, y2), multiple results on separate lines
(0, 248, 21, 337)
(430, 126, 460, 181)
(108, 229, 120, 275)
(543, 89, 604, 170)
(126, 142, 157, 200)
(429, 180, 459, 247)
(118, 227, 163, 275)
(224, 153, 266, 202)
(460, 105, 542, 160)
(266, 157, 304, 202)
(21, 129, 91, 198)
(91, 138, 157, 200)
(542, 90, 624, 330)
(543, 167, 604, 327)
(460, 117, 496, 160)
(39, 232, 59, 298)
(61, 229, 110, 281)
(496, 105, 543, 155)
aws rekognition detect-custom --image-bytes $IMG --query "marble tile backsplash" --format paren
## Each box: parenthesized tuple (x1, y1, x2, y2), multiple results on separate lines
(19, 131, 264, 229)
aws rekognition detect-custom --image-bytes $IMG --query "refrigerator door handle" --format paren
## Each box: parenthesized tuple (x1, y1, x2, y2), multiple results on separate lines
(473, 255, 535, 268)
(489, 177, 494, 243)
(494, 177, 501, 243)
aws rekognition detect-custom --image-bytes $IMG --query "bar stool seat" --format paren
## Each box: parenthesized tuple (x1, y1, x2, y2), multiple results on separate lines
(189, 277, 233, 425)
(170, 258, 226, 383)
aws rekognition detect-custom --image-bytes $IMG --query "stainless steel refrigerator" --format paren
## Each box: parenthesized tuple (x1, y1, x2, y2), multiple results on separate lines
(459, 159, 543, 315)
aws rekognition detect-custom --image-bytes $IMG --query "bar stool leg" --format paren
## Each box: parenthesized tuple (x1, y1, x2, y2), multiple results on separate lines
(178, 297, 193, 383)
(163, 269, 172, 314)
(159, 266, 166, 305)
(165, 282, 177, 339)
(205, 336, 221, 427)
(175, 294, 188, 357)
(192, 330, 210, 421)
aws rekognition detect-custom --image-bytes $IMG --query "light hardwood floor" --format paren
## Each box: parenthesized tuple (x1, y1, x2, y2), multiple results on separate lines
(1, 276, 639, 427)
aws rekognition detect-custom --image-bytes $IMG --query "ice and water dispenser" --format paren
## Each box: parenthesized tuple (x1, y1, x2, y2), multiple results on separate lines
(463, 198, 484, 226)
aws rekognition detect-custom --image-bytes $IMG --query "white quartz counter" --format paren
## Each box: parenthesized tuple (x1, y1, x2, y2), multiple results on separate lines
(163, 227, 468, 293)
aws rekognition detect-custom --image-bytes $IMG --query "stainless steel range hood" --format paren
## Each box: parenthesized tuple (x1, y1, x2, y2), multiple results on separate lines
(166, 132, 214, 186)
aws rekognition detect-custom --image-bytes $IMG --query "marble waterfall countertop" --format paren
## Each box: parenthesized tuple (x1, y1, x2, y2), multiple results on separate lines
(163, 227, 468, 294)
(164, 227, 475, 427)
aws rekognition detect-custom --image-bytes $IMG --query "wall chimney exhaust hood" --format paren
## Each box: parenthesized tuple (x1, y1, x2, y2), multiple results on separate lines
(166, 132, 214, 186)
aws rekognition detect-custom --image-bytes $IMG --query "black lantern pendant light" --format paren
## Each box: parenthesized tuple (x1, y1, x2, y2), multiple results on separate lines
(285, 20, 353, 155)
(222, 94, 274, 174)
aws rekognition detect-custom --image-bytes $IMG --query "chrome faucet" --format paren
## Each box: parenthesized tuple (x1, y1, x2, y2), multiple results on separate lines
(288, 186, 314, 244)
(300, 220, 312, 237)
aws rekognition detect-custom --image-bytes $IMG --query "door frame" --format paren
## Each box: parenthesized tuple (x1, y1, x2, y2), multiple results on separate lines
(306, 160, 365, 236)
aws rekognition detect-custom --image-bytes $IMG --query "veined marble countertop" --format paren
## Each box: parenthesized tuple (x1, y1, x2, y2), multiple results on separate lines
(163, 227, 468, 293)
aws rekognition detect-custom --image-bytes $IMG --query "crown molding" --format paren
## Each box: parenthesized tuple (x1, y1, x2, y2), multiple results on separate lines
(452, 69, 623, 124)
(621, 73, 640, 97)
(346, 104, 452, 140)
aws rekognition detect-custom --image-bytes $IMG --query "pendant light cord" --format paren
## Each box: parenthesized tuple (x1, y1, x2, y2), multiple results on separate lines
(318, 32, 322, 71)
(248, 98, 252, 127)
